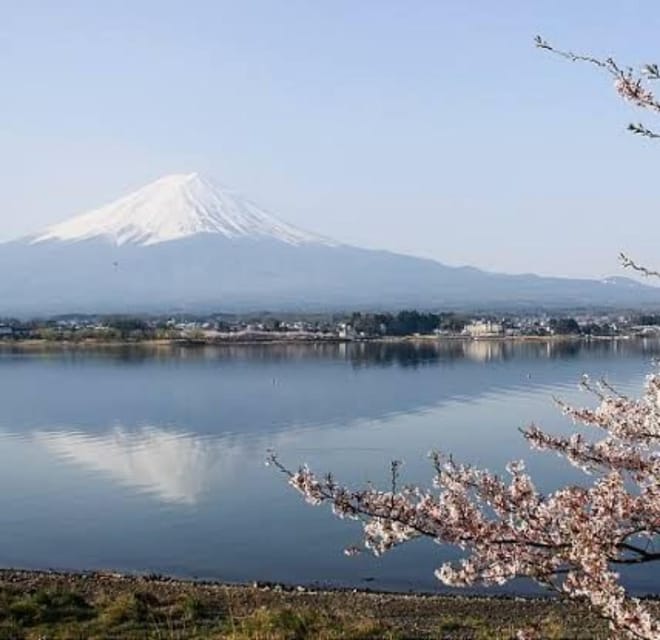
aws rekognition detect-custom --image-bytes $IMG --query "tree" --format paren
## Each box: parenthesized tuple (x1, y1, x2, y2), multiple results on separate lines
(271, 375, 658, 638)
(271, 39, 660, 639)
(549, 317, 581, 335)
(103, 316, 152, 341)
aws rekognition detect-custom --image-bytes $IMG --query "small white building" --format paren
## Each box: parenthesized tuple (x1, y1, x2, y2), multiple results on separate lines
(337, 323, 357, 340)
(464, 320, 504, 338)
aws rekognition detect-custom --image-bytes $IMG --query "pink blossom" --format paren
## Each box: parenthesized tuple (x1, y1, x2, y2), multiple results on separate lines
(271, 372, 659, 639)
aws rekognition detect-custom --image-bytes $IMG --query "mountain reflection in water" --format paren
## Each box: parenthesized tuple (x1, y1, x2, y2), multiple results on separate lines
(35, 428, 228, 505)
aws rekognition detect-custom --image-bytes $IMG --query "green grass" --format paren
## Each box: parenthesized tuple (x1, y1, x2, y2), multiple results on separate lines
(0, 586, 391, 639)
(226, 606, 395, 640)
(0, 571, 627, 639)
(1, 587, 93, 627)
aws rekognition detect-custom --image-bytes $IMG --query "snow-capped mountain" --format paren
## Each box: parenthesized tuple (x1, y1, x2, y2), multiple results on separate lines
(30, 173, 331, 247)
(1, 173, 659, 314)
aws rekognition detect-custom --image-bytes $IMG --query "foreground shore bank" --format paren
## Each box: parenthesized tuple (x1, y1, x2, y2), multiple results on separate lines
(0, 569, 641, 639)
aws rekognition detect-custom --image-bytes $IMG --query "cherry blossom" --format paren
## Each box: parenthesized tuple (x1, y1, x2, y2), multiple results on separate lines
(270, 373, 658, 638)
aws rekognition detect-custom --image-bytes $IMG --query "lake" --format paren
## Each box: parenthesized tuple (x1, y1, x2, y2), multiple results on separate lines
(0, 339, 657, 595)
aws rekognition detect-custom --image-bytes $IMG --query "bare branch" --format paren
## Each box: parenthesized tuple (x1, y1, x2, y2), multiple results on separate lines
(534, 36, 619, 74)
(619, 253, 660, 279)
(628, 123, 660, 139)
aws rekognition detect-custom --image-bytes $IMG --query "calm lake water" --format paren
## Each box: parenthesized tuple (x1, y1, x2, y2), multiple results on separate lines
(0, 339, 658, 595)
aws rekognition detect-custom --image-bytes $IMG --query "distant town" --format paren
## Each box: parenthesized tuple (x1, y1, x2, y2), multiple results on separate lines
(2, 309, 660, 344)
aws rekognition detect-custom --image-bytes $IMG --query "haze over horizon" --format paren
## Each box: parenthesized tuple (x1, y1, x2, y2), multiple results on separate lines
(3, 1, 660, 278)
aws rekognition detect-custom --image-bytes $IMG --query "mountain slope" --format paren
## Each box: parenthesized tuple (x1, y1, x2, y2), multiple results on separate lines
(1, 174, 659, 314)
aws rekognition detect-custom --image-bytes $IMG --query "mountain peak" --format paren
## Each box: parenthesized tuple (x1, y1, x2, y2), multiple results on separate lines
(30, 173, 332, 247)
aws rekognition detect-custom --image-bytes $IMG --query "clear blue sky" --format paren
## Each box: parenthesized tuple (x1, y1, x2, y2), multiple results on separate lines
(2, 1, 660, 277)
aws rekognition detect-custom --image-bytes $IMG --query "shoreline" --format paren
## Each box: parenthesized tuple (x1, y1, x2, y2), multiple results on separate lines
(0, 568, 636, 638)
(0, 333, 643, 351)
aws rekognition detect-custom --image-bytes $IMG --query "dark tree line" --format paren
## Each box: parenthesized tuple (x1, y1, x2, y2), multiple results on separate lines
(349, 311, 468, 336)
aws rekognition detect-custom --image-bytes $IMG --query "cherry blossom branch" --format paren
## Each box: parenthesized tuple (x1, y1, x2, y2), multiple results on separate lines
(272, 370, 659, 639)
(536, 36, 660, 138)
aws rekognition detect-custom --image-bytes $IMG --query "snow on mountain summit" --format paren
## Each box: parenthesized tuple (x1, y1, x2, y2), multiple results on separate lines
(30, 173, 332, 247)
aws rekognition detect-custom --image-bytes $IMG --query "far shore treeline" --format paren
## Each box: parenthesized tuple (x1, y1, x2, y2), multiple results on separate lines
(2, 309, 660, 342)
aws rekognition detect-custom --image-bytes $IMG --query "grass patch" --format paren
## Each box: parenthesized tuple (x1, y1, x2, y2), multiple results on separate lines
(437, 613, 501, 640)
(176, 593, 212, 623)
(0, 621, 25, 640)
(227, 605, 395, 639)
(3, 587, 94, 626)
(100, 590, 158, 627)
